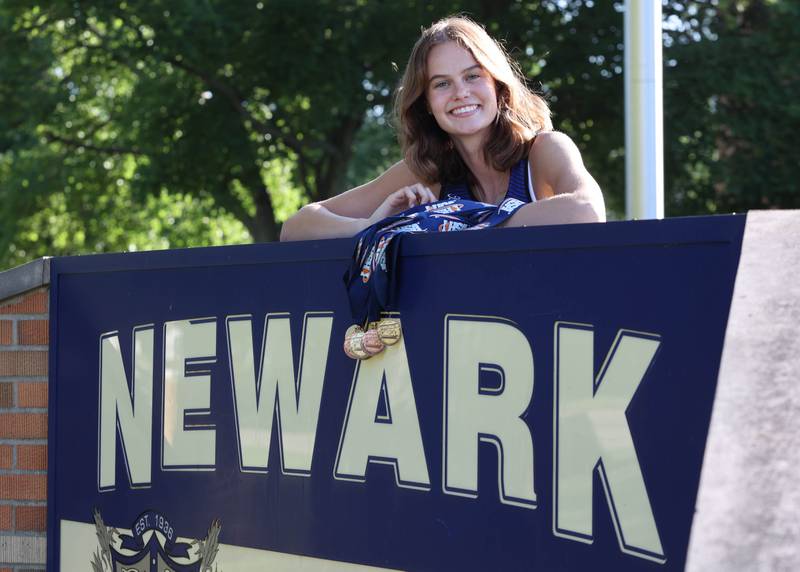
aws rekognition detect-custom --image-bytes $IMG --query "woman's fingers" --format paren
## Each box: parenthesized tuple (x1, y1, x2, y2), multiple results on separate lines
(402, 184, 436, 206)
(404, 187, 418, 206)
(379, 185, 436, 219)
(366, 184, 439, 226)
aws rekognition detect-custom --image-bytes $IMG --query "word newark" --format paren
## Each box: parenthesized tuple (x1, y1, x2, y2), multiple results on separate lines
(98, 313, 665, 563)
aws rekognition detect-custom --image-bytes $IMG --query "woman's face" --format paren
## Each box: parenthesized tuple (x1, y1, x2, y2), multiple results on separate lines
(425, 41, 498, 141)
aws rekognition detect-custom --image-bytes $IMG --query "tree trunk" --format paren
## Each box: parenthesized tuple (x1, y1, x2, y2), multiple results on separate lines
(251, 186, 279, 242)
(239, 163, 280, 243)
(316, 114, 364, 201)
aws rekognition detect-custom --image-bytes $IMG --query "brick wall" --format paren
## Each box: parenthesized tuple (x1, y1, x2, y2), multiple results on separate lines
(0, 288, 48, 571)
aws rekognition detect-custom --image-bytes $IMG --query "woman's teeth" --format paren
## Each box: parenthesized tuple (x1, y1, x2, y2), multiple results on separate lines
(451, 105, 478, 116)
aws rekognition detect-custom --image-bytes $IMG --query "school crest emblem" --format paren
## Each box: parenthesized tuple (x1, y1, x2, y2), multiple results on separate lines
(90, 509, 222, 572)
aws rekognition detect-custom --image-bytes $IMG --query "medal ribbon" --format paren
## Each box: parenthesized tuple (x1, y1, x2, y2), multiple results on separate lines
(344, 197, 526, 324)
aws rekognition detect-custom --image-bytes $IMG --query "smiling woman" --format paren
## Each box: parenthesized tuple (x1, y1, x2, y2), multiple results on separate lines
(280, 15, 605, 242)
(427, 48, 499, 141)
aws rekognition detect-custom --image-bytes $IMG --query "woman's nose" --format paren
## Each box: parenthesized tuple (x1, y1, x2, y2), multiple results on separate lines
(455, 81, 469, 99)
(454, 82, 470, 99)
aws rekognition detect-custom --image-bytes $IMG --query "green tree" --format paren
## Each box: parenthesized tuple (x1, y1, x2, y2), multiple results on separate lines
(0, 0, 452, 266)
(1, 1, 797, 271)
(0, 0, 632, 271)
(664, 0, 800, 215)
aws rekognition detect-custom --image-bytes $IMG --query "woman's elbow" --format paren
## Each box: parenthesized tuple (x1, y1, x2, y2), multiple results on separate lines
(280, 204, 315, 242)
(582, 198, 606, 223)
(279, 214, 296, 242)
(279, 222, 292, 242)
(574, 187, 606, 224)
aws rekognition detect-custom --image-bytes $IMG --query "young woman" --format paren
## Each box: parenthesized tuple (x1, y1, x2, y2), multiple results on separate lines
(280, 16, 605, 242)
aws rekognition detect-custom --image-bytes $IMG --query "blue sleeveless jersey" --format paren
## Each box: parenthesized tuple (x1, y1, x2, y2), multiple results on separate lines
(440, 158, 536, 204)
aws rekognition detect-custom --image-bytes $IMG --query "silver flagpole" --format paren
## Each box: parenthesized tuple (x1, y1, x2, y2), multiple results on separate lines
(625, 0, 664, 219)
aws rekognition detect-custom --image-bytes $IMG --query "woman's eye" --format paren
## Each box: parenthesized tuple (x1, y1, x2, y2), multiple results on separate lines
(466, 73, 480, 81)
(434, 81, 448, 89)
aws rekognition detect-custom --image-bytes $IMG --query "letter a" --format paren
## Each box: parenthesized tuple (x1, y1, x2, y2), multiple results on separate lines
(335, 331, 430, 490)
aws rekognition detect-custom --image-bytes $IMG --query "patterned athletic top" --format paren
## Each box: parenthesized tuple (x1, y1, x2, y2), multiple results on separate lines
(440, 158, 537, 205)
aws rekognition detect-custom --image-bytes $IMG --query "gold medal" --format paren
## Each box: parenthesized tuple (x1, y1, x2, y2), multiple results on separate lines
(376, 318, 402, 346)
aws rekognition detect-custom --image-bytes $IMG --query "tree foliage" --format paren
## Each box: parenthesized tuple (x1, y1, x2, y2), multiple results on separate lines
(0, 0, 797, 270)
(663, 0, 800, 214)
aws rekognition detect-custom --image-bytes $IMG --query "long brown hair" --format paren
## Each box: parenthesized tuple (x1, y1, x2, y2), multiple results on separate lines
(394, 16, 552, 186)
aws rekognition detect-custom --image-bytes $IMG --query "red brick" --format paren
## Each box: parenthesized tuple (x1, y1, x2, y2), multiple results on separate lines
(0, 413, 48, 439)
(0, 474, 47, 500)
(17, 445, 47, 471)
(17, 382, 47, 408)
(0, 321, 11, 345)
(0, 350, 48, 376)
(15, 505, 46, 531)
(0, 383, 11, 408)
(0, 445, 11, 469)
(0, 290, 47, 315)
(18, 320, 48, 345)
(0, 567, 12, 572)
(0, 505, 10, 530)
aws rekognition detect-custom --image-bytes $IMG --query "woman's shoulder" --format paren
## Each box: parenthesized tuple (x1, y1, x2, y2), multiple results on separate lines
(529, 130, 580, 157)
(526, 131, 592, 199)
(528, 131, 586, 173)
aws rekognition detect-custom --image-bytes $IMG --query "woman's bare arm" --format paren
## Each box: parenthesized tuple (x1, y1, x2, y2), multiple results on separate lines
(280, 161, 440, 241)
(505, 131, 605, 227)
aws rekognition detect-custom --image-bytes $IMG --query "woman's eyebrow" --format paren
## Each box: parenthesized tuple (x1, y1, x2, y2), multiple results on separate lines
(428, 64, 482, 83)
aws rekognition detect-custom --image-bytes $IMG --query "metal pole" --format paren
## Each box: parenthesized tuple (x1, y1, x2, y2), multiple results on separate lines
(625, 0, 664, 219)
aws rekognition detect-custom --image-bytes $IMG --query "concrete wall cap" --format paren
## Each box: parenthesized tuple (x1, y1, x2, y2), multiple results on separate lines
(0, 258, 51, 302)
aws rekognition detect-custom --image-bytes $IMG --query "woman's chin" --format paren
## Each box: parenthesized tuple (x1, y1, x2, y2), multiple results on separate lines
(443, 121, 492, 139)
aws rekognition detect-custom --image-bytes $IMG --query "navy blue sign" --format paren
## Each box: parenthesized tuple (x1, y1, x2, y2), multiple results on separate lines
(48, 216, 745, 571)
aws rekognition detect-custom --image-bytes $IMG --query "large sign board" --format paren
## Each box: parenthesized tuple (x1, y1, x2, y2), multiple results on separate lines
(48, 216, 745, 571)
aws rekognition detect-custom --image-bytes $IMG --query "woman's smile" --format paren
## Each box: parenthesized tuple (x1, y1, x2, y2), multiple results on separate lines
(450, 104, 481, 117)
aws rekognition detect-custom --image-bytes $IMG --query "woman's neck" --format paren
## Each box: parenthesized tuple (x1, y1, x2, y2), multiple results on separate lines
(452, 135, 508, 204)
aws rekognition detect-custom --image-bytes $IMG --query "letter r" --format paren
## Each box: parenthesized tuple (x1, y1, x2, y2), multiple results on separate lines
(443, 315, 536, 509)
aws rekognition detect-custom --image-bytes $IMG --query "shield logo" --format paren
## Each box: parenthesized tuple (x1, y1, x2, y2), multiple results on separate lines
(91, 509, 222, 572)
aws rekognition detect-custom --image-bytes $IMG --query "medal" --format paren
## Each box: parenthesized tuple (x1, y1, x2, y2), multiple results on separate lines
(376, 318, 402, 346)
(362, 328, 385, 356)
(343, 324, 385, 360)
(344, 325, 370, 360)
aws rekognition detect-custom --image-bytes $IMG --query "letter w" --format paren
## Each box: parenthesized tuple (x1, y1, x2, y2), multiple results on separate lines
(226, 312, 333, 475)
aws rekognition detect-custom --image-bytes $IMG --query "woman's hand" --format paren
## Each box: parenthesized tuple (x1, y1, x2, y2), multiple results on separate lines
(367, 183, 438, 225)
